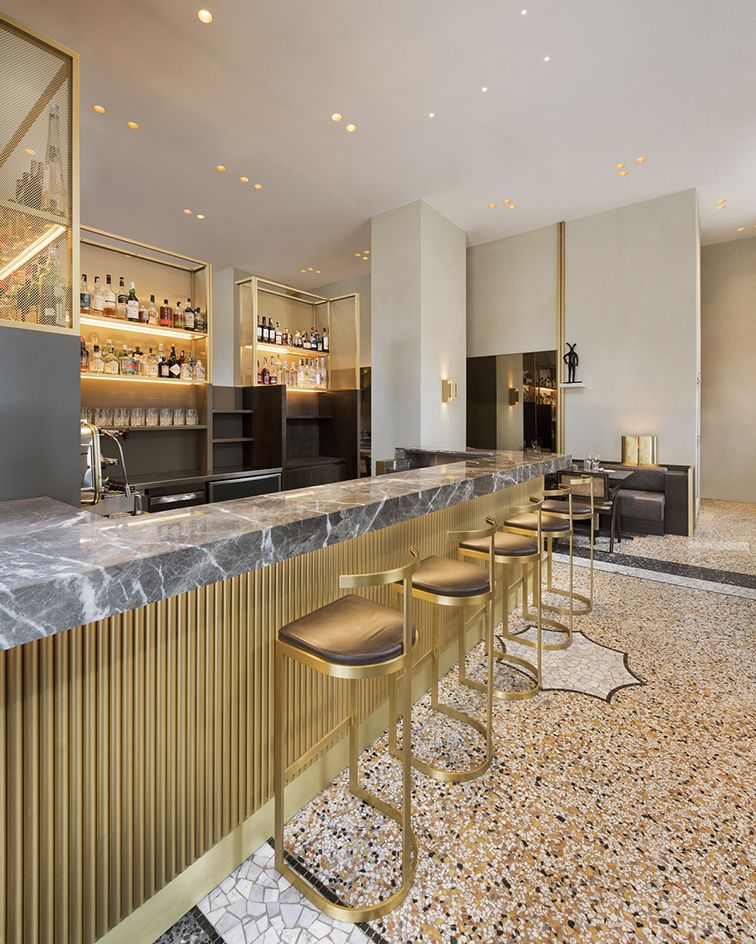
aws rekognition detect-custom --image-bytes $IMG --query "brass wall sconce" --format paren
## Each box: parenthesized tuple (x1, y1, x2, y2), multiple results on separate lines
(621, 434, 658, 466)
(441, 379, 457, 403)
(509, 387, 520, 405)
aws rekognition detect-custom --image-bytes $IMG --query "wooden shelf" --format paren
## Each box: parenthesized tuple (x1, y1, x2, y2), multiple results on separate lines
(257, 341, 330, 358)
(81, 373, 206, 386)
(81, 314, 208, 342)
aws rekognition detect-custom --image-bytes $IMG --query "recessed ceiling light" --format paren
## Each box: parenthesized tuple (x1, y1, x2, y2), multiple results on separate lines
(635, 156, 647, 163)
(215, 164, 226, 172)
(364, 250, 370, 255)
(24, 147, 35, 156)
(614, 163, 626, 169)
(316, 269, 321, 274)
(617, 170, 629, 177)
(239, 176, 249, 183)
(197, 9, 213, 23)
(300, 268, 307, 273)
(183, 209, 192, 215)
(736, 227, 745, 232)
(253, 182, 263, 190)
(716, 204, 727, 210)
(503, 198, 511, 205)
(543, 56, 551, 62)
(127, 121, 139, 130)
(521, 9, 528, 15)
(428, 112, 435, 118)
(354, 252, 361, 257)
(196, 214, 205, 219)
(346, 123, 357, 132)
(508, 204, 517, 209)
(307, 267, 314, 271)
(481, 86, 488, 92)
(331, 113, 343, 122)
(752, 224, 756, 229)
(92, 105, 106, 113)
(488, 203, 497, 209)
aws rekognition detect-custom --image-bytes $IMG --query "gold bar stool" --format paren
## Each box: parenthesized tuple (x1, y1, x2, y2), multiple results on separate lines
(389, 521, 496, 783)
(541, 474, 598, 615)
(274, 549, 419, 923)
(505, 490, 575, 651)
(457, 507, 544, 700)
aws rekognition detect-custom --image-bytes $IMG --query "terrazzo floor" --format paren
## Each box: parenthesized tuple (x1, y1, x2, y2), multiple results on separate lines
(157, 500, 756, 944)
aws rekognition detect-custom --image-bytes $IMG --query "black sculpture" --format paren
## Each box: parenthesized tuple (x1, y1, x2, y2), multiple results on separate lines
(563, 343, 579, 384)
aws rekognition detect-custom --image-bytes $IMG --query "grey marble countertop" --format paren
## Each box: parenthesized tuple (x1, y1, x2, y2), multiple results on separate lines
(0, 449, 569, 650)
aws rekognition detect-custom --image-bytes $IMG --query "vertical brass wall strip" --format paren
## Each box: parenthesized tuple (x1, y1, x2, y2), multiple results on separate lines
(1, 482, 539, 944)
(557, 220, 566, 455)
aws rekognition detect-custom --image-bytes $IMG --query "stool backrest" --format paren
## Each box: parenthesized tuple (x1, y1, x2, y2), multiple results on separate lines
(557, 471, 608, 501)
(448, 517, 498, 585)
(340, 547, 419, 589)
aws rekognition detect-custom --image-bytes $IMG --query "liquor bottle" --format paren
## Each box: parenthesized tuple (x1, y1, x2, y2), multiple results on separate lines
(167, 346, 181, 379)
(80, 336, 89, 372)
(174, 301, 185, 330)
(159, 299, 172, 327)
(257, 359, 262, 384)
(103, 275, 117, 317)
(90, 344, 104, 373)
(257, 317, 263, 343)
(262, 357, 270, 384)
(115, 278, 128, 319)
(297, 358, 305, 386)
(275, 322, 282, 345)
(270, 358, 277, 385)
(126, 282, 139, 321)
(145, 347, 158, 377)
(80, 274, 91, 314)
(92, 276, 104, 313)
(138, 296, 148, 323)
(193, 359, 206, 382)
(293, 330, 301, 349)
(103, 340, 118, 374)
(147, 294, 159, 325)
(134, 346, 144, 373)
(322, 327, 329, 352)
(42, 105, 66, 215)
(320, 357, 327, 388)
(316, 329, 323, 352)
(194, 307, 206, 332)
(158, 344, 170, 378)
(180, 351, 192, 380)
(184, 298, 195, 331)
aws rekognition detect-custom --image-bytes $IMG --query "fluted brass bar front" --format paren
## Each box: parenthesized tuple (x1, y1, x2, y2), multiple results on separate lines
(0, 479, 539, 944)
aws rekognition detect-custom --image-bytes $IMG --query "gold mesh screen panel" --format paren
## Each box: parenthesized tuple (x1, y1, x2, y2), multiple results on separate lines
(0, 17, 73, 328)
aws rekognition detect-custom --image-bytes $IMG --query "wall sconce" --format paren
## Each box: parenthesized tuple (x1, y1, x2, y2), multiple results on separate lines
(441, 379, 457, 403)
(621, 434, 658, 466)
(509, 387, 520, 405)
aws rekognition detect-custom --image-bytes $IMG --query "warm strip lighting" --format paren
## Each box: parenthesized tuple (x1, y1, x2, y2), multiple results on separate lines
(81, 373, 202, 386)
(92, 105, 106, 113)
(197, 9, 213, 23)
(127, 121, 139, 130)
(0, 223, 66, 280)
(80, 314, 208, 340)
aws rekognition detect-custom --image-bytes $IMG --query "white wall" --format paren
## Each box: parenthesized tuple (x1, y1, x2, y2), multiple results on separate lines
(467, 225, 557, 358)
(564, 190, 700, 467)
(700, 237, 756, 502)
(315, 274, 371, 367)
(211, 266, 250, 386)
(371, 200, 466, 465)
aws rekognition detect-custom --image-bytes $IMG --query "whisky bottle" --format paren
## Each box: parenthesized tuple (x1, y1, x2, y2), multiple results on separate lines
(127, 282, 139, 321)
(168, 346, 181, 379)
(80, 274, 91, 314)
(194, 307, 206, 332)
(262, 357, 270, 384)
(270, 357, 278, 385)
(80, 336, 89, 372)
(103, 340, 118, 374)
(145, 347, 158, 377)
(90, 344, 104, 373)
(159, 299, 172, 327)
(322, 327, 329, 352)
(147, 295, 159, 325)
(184, 298, 195, 331)
(257, 317, 263, 343)
(174, 301, 185, 330)
(193, 359, 206, 382)
(116, 277, 128, 319)
(158, 344, 170, 378)
(180, 351, 192, 380)
(92, 276, 104, 313)
(275, 322, 282, 345)
(103, 275, 117, 317)
(257, 359, 262, 384)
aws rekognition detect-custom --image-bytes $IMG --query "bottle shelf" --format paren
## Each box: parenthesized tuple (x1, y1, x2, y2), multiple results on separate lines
(80, 314, 208, 341)
(0, 197, 69, 228)
(257, 341, 330, 358)
(81, 373, 207, 387)
(104, 425, 208, 433)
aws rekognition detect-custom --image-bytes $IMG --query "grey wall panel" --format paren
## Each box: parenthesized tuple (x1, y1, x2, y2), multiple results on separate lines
(0, 328, 80, 506)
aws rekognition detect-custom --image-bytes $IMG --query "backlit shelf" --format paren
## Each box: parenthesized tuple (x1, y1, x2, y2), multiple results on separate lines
(80, 314, 208, 341)
(81, 373, 207, 386)
(104, 425, 208, 432)
(257, 342, 330, 357)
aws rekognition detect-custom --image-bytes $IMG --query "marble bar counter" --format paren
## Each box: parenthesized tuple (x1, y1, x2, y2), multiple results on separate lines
(0, 449, 569, 650)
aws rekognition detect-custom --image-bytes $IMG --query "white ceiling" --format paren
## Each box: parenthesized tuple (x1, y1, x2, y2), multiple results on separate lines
(5, 0, 756, 287)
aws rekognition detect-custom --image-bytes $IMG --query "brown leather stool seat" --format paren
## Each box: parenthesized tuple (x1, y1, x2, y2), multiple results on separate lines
(505, 511, 571, 532)
(411, 555, 490, 598)
(279, 595, 414, 666)
(541, 498, 592, 515)
(459, 531, 538, 557)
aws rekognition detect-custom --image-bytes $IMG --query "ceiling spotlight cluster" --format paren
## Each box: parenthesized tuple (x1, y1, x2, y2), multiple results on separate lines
(91, 104, 141, 131)
(487, 198, 517, 210)
(182, 208, 206, 220)
(331, 113, 357, 133)
(354, 249, 370, 261)
(716, 198, 727, 211)
(299, 266, 322, 274)
(214, 164, 264, 189)
(614, 156, 647, 178)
